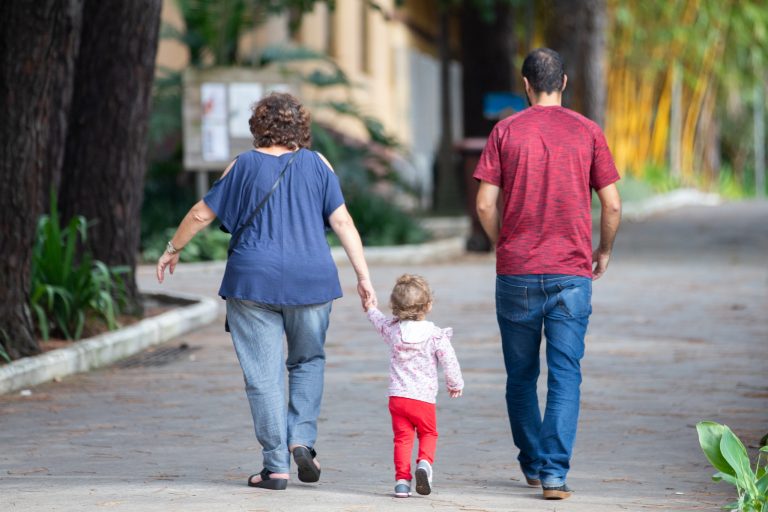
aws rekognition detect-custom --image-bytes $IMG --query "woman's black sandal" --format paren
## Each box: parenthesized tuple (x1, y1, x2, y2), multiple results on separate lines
(292, 446, 321, 483)
(247, 468, 288, 490)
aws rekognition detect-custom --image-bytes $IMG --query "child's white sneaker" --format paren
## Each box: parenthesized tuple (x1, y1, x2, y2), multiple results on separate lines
(415, 460, 433, 495)
(394, 479, 411, 498)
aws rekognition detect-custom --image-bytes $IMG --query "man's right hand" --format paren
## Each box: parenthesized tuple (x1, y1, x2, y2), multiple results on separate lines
(592, 249, 611, 280)
(594, 183, 621, 281)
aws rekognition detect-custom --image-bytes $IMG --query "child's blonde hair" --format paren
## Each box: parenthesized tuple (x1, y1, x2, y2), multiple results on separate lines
(390, 274, 433, 321)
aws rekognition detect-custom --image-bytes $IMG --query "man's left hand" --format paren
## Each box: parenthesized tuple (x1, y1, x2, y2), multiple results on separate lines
(592, 249, 611, 280)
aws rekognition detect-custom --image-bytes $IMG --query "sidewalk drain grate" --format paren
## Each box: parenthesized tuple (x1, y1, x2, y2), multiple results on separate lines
(115, 343, 199, 368)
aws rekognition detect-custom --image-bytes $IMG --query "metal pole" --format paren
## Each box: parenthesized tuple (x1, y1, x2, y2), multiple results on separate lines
(196, 171, 208, 200)
(754, 83, 765, 197)
(670, 63, 682, 181)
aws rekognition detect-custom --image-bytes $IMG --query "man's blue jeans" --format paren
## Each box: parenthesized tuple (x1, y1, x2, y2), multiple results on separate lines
(496, 274, 592, 487)
(226, 298, 332, 473)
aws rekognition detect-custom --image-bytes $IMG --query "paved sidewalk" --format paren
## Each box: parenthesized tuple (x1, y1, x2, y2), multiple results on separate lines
(1, 201, 766, 511)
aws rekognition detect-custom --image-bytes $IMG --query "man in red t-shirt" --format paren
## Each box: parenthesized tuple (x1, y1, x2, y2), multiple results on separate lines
(474, 48, 621, 500)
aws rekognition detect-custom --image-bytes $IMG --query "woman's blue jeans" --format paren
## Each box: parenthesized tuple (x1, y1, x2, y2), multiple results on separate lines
(226, 298, 332, 473)
(496, 274, 592, 487)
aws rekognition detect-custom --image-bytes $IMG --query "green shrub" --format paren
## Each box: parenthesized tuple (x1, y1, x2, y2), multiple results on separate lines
(142, 227, 231, 262)
(142, 38, 428, 258)
(310, 120, 428, 247)
(0, 329, 10, 363)
(716, 164, 752, 200)
(697, 421, 768, 512)
(341, 191, 428, 246)
(615, 174, 658, 203)
(30, 196, 128, 340)
(640, 162, 681, 193)
(266, 45, 428, 245)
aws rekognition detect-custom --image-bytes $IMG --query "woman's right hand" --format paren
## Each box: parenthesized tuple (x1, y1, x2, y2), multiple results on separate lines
(156, 251, 180, 283)
(357, 277, 377, 311)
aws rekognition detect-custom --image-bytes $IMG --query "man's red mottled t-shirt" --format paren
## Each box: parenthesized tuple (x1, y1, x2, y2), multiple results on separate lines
(473, 105, 620, 278)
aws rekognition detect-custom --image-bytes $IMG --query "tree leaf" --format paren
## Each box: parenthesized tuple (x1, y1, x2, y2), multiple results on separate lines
(697, 421, 736, 476)
(713, 471, 739, 486)
(720, 427, 756, 494)
(260, 44, 329, 66)
(755, 469, 768, 495)
(305, 69, 350, 88)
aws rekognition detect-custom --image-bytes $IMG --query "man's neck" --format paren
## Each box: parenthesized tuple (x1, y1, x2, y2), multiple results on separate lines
(531, 92, 562, 107)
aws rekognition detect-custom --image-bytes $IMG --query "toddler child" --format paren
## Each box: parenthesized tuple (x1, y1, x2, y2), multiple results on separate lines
(366, 274, 464, 498)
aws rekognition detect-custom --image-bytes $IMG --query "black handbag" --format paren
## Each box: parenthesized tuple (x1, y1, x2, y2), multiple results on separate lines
(223, 151, 298, 332)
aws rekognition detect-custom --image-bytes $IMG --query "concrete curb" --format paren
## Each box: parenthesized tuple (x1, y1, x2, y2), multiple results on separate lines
(0, 191, 723, 395)
(143, 188, 725, 277)
(0, 292, 218, 395)
(333, 235, 466, 265)
(622, 188, 721, 221)
(155, 235, 468, 276)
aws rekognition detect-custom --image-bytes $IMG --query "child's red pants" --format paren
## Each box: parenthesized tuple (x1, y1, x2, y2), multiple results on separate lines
(389, 396, 438, 481)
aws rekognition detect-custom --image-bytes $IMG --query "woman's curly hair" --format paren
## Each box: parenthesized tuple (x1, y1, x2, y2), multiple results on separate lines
(249, 92, 311, 149)
(390, 274, 433, 321)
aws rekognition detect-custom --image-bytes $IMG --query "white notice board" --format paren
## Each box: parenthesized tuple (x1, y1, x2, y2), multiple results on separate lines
(183, 68, 298, 171)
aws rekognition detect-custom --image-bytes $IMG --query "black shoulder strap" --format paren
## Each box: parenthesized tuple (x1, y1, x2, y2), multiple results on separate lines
(228, 151, 298, 255)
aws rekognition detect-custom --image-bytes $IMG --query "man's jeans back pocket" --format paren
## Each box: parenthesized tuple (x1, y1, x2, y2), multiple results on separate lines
(496, 278, 529, 321)
(554, 278, 592, 319)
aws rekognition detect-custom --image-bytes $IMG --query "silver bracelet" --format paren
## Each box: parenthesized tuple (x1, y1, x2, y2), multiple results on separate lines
(166, 240, 180, 255)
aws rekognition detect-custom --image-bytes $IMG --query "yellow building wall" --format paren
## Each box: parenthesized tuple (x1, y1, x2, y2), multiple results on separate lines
(156, 0, 188, 71)
(157, 0, 454, 195)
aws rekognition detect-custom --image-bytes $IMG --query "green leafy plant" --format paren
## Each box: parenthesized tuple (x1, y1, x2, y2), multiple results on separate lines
(262, 44, 428, 246)
(0, 329, 10, 364)
(311, 122, 428, 247)
(168, 0, 327, 67)
(715, 165, 752, 200)
(641, 163, 681, 194)
(696, 421, 768, 512)
(142, 227, 231, 262)
(30, 195, 129, 341)
(145, 8, 428, 257)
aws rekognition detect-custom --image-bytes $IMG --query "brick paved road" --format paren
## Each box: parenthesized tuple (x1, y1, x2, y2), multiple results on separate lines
(1, 201, 766, 511)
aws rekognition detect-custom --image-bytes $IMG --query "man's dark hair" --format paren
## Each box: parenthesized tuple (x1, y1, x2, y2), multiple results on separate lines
(521, 48, 565, 95)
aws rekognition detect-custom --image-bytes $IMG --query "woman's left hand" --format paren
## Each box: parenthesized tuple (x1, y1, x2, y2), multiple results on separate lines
(357, 277, 378, 311)
(156, 251, 181, 283)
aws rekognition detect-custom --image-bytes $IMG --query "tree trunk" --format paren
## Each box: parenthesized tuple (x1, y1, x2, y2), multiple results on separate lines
(59, 0, 162, 314)
(457, 1, 516, 249)
(460, 1, 517, 138)
(549, 0, 607, 126)
(433, 6, 462, 213)
(580, 0, 607, 127)
(0, 0, 83, 359)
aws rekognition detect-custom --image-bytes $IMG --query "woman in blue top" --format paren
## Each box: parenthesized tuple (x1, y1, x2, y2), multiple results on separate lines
(156, 93, 378, 490)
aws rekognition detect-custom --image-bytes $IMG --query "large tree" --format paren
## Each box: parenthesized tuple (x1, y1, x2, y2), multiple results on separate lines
(0, 0, 83, 359)
(456, 0, 517, 250)
(548, 0, 607, 126)
(0, 0, 161, 359)
(460, 1, 517, 138)
(59, 0, 162, 314)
